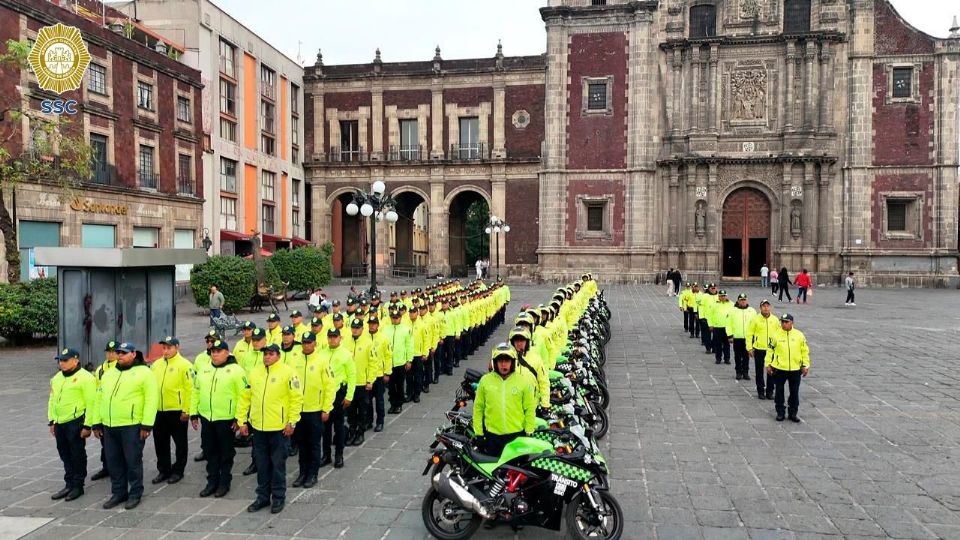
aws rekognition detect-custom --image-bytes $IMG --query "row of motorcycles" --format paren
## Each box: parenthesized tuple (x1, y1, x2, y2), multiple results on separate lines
(420, 291, 623, 539)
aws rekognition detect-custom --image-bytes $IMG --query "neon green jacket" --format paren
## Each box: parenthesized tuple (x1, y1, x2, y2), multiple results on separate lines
(766, 328, 810, 372)
(678, 289, 696, 311)
(190, 356, 247, 422)
(91, 360, 159, 429)
(232, 339, 260, 372)
(519, 349, 550, 409)
(322, 345, 356, 400)
(746, 312, 779, 352)
(725, 305, 757, 339)
(707, 300, 733, 329)
(48, 367, 96, 425)
(301, 350, 337, 414)
(368, 331, 392, 379)
(698, 292, 716, 321)
(236, 360, 302, 431)
(383, 323, 413, 368)
(348, 333, 377, 386)
(151, 353, 194, 413)
(473, 370, 536, 437)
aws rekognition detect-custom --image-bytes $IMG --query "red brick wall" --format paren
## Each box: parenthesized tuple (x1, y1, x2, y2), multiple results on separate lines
(505, 84, 544, 159)
(444, 181, 491, 201)
(871, 173, 932, 248)
(872, 62, 934, 166)
(383, 89, 432, 154)
(874, 0, 935, 55)
(112, 54, 135, 188)
(505, 178, 539, 264)
(304, 95, 315, 158)
(564, 179, 625, 246)
(157, 75, 175, 193)
(0, 7, 19, 156)
(722, 188, 770, 239)
(442, 87, 494, 152)
(566, 33, 628, 170)
(324, 91, 372, 154)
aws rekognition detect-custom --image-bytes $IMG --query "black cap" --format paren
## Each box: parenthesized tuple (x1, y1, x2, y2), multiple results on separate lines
(115, 342, 137, 353)
(251, 328, 267, 340)
(737, 293, 748, 300)
(104, 340, 119, 352)
(389, 310, 401, 319)
(209, 339, 230, 351)
(159, 336, 180, 346)
(398, 304, 407, 312)
(332, 313, 344, 321)
(310, 317, 323, 326)
(718, 289, 727, 296)
(56, 347, 80, 360)
(205, 329, 221, 341)
(368, 316, 380, 325)
(350, 319, 364, 329)
(242, 321, 257, 330)
(759, 299, 771, 306)
(327, 328, 341, 338)
(290, 310, 303, 318)
(282, 325, 296, 335)
(301, 332, 316, 343)
(346, 298, 355, 306)
(780, 313, 795, 322)
(332, 299, 341, 306)
(262, 344, 280, 354)
(267, 313, 280, 322)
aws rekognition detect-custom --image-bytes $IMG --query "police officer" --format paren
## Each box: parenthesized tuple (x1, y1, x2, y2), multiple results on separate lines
(319, 328, 354, 468)
(293, 332, 336, 488)
(687, 283, 702, 339)
(367, 316, 391, 432)
(726, 294, 757, 381)
(747, 300, 778, 400)
(91, 343, 158, 510)
(241, 328, 268, 476)
(233, 321, 259, 372)
(766, 314, 810, 422)
(709, 290, 733, 365)
(151, 337, 194, 485)
(190, 339, 247, 498)
(49, 347, 96, 501)
(290, 310, 309, 337)
(265, 313, 283, 346)
(237, 343, 302, 514)
(699, 284, 718, 353)
(384, 310, 413, 414)
(406, 305, 425, 404)
(473, 344, 536, 456)
(507, 327, 550, 410)
(346, 319, 374, 446)
(91, 340, 119, 481)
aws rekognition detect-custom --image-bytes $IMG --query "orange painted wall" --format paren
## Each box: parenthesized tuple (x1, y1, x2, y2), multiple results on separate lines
(280, 76, 288, 160)
(243, 53, 257, 150)
(244, 164, 258, 233)
(281, 173, 289, 237)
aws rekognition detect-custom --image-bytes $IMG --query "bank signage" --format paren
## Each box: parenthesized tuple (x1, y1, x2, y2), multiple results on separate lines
(69, 198, 128, 215)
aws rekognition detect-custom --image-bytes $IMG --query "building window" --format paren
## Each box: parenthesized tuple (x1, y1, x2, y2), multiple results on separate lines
(260, 64, 276, 100)
(137, 81, 154, 110)
(18, 221, 60, 281)
(578, 198, 611, 239)
(458, 117, 480, 159)
(220, 118, 237, 142)
(689, 4, 717, 38)
(220, 196, 237, 231)
(174, 229, 195, 281)
(261, 135, 275, 156)
(291, 84, 300, 115)
(292, 179, 301, 207)
(262, 204, 275, 234)
(178, 154, 193, 195)
(591, 0, 606, 5)
(81, 224, 115, 248)
(292, 147, 299, 164)
(133, 226, 160, 248)
(884, 197, 921, 237)
(88, 63, 107, 95)
(292, 117, 299, 145)
(892, 67, 913, 99)
(261, 100, 275, 134)
(581, 77, 613, 115)
(138, 145, 156, 189)
(90, 133, 109, 184)
(219, 39, 236, 77)
(400, 119, 419, 160)
(587, 83, 607, 110)
(587, 204, 605, 232)
(220, 79, 236, 115)
(220, 158, 237, 192)
(293, 209, 301, 237)
(339, 120, 360, 161)
(176, 96, 191, 123)
(783, 0, 811, 33)
(261, 170, 275, 201)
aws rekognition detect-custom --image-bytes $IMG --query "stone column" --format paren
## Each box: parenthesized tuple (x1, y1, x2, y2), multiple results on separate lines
(326, 109, 340, 156)
(707, 45, 718, 132)
(428, 177, 448, 274)
(803, 44, 816, 130)
(668, 166, 679, 247)
(781, 162, 793, 251)
(671, 48, 683, 135)
(803, 161, 818, 250)
(818, 43, 833, 131)
(492, 81, 506, 158)
(312, 93, 325, 160)
(690, 47, 701, 132)
(784, 40, 796, 131)
(430, 85, 444, 159)
(707, 164, 719, 267)
(492, 166, 507, 270)
(311, 181, 327, 245)
(371, 88, 384, 160)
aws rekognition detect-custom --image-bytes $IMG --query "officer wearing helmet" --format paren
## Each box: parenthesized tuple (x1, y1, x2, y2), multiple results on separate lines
(506, 327, 550, 409)
(473, 344, 536, 456)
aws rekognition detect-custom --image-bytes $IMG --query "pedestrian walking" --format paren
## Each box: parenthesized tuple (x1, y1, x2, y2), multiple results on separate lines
(770, 268, 779, 295)
(766, 313, 810, 422)
(49, 347, 96, 502)
(475, 259, 483, 280)
(844, 272, 856, 306)
(747, 300, 778, 400)
(795, 269, 812, 304)
(666, 268, 676, 296)
(151, 337, 194, 486)
(760, 264, 769, 289)
(726, 294, 756, 380)
(672, 269, 683, 295)
(208, 286, 225, 326)
(777, 267, 792, 302)
(709, 290, 733, 365)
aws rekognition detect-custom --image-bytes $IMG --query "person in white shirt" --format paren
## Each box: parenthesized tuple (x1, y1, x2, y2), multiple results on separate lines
(760, 264, 769, 289)
(308, 288, 324, 308)
(475, 259, 483, 280)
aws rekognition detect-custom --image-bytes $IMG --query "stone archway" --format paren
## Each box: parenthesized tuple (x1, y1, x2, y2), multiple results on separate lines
(721, 187, 772, 278)
(330, 192, 367, 277)
(447, 189, 490, 277)
(390, 190, 429, 272)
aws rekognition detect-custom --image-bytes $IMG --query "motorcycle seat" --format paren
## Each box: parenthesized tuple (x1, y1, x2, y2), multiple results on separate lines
(467, 446, 500, 464)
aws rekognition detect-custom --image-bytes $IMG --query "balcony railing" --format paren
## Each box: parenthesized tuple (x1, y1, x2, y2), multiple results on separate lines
(138, 171, 158, 189)
(177, 175, 195, 196)
(330, 146, 367, 163)
(388, 145, 423, 161)
(89, 163, 118, 185)
(450, 142, 486, 160)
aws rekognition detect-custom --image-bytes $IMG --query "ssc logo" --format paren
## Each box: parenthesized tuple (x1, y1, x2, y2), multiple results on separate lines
(27, 24, 91, 94)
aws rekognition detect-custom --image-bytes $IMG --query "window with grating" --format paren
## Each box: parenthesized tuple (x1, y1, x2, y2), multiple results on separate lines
(689, 5, 717, 38)
(784, 0, 811, 33)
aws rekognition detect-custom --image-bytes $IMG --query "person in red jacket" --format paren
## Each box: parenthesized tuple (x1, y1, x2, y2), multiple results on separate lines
(795, 269, 812, 304)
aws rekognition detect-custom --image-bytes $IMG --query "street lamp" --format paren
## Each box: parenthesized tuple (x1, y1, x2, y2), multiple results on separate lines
(345, 180, 398, 296)
(201, 228, 212, 253)
(486, 215, 510, 280)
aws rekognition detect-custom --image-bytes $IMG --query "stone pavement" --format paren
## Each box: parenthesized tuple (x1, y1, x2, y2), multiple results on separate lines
(0, 283, 958, 539)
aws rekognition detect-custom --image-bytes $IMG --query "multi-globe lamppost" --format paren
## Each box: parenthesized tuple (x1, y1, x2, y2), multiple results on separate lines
(485, 215, 510, 280)
(345, 180, 398, 296)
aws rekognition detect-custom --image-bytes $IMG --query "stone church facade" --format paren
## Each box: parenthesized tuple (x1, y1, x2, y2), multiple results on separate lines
(305, 0, 960, 286)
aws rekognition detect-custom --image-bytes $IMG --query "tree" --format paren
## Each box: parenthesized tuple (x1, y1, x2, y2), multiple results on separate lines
(464, 199, 490, 266)
(1, 39, 93, 283)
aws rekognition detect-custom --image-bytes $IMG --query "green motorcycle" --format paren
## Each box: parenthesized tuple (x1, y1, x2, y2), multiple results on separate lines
(421, 425, 623, 539)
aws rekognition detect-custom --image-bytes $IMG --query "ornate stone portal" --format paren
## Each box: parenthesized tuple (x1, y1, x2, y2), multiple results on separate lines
(731, 70, 767, 121)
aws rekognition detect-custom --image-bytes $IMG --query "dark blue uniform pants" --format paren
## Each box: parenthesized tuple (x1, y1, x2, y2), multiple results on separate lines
(104, 425, 145, 499)
(54, 418, 87, 489)
(772, 369, 802, 417)
(323, 386, 347, 461)
(296, 412, 324, 478)
(252, 429, 288, 503)
(372, 378, 386, 425)
(200, 418, 235, 490)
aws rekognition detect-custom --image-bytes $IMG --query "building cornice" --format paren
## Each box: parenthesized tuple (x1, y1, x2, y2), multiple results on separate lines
(540, 1, 660, 22)
(660, 31, 846, 50)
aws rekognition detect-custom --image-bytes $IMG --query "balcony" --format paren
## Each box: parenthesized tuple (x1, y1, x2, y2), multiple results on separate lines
(330, 146, 367, 163)
(89, 163, 119, 186)
(389, 145, 423, 161)
(177, 175, 195, 196)
(450, 142, 486, 160)
(138, 171, 159, 190)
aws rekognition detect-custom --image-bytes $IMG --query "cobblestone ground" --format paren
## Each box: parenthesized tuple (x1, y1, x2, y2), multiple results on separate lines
(0, 283, 958, 539)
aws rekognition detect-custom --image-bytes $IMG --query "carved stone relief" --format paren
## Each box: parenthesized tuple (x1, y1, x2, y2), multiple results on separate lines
(717, 164, 781, 196)
(731, 70, 767, 121)
(739, 0, 762, 19)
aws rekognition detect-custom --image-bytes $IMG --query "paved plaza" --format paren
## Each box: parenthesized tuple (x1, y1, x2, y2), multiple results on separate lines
(0, 283, 958, 539)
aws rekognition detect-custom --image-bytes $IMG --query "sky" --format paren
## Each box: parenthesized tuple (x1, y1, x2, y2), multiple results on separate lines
(201, 0, 959, 66)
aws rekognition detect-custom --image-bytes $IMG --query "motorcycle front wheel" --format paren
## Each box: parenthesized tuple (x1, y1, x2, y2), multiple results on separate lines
(565, 490, 624, 539)
(421, 486, 482, 540)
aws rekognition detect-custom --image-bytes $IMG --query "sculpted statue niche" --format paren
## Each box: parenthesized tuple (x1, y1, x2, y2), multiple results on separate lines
(731, 70, 767, 121)
(695, 202, 707, 237)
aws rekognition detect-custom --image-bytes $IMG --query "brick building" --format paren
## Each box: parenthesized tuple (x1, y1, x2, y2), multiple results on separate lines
(0, 0, 204, 282)
(311, 0, 960, 285)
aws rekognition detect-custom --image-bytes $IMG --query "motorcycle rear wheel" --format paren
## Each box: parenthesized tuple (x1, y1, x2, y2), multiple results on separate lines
(421, 486, 482, 540)
(591, 407, 609, 440)
(565, 490, 624, 540)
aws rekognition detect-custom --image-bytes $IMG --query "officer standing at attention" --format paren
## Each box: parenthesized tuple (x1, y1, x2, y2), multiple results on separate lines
(699, 284, 718, 354)
(265, 313, 283, 346)
(709, 290, 733, 365)
(367, 316, 391, 432)
(90, 340, 119, 482)
(237, 343, 302, 514)
(406, 305, 425, 404)
(726, 294, 757, 381)
(49, 347, 96, 501)
(291, 310, 310, 337)
(232, 322, 259, 372)
(747, 300, 778, 400)
(346, 319, 374, 446)
(151, 337, 194, 485)
(766, 314, 810, 422)
(319, 328, 354, 468)
(241, 328, 268, 477)
(293, 332, 336, 488)
(677, 282, 695, 334)
(91, 343, 158, 510)
(384, 309, 413, 414)
(473, 344, 537, 456)
(190, 339, 247, 498)
(192, 331, 220, 463)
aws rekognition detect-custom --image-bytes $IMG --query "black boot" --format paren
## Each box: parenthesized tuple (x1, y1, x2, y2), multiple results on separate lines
(242, 461, 257, 476)
(292, 473, 306, 488)
(374, 422, 384, 432)
(51, 487, 71, 500)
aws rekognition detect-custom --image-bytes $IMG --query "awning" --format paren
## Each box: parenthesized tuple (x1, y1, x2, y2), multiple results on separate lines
(261, 233, 291, 244)
(292, 237, 310, 247)
(242, 249, 274, 259)
(220, 230, 251, 242)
